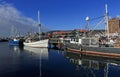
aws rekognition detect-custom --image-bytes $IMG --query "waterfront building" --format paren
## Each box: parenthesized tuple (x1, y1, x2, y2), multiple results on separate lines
(108, 18, 120, 34)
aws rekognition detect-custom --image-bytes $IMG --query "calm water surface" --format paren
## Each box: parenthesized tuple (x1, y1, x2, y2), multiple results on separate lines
(0, 42, 120, 77)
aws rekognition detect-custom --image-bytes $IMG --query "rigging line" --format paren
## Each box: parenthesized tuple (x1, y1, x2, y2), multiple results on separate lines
(90, 15, 105, 21)
(40, 24, 51, 32)
(88, 18, 105, 35)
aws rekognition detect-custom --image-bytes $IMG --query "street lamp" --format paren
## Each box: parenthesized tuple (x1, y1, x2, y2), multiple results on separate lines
(86, 16, 90, 31)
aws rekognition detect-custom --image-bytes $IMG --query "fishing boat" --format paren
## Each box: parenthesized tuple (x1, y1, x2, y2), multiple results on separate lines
(23, 11, 49, 48)
(9, 38, 19, 45)
(24, 39, 49, 48)
(8, 25, 20, 45)
(66, 4, 120, 58)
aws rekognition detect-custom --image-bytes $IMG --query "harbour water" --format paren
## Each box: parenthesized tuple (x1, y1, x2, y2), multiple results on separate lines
(0, 42, 120, 77)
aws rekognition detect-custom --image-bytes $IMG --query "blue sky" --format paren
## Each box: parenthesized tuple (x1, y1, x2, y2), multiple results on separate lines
(0, 0, 120, 36)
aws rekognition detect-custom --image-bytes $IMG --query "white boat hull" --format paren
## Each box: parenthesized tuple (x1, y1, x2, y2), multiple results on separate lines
(24, 39, 49, 48)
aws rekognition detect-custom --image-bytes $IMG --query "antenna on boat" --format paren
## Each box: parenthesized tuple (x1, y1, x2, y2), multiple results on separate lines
(105, 4, 109, 39)
(38, 10, 41, 40)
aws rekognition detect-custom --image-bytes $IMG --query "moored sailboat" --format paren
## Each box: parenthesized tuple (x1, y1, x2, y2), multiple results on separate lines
(23, 11, 49, 48)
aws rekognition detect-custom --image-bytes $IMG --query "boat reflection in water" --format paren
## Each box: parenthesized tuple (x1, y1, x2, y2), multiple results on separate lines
(24, 47, 49, 77)
(24, 47, 49, 60)
(65, 52, 120, 77)
(8, 45, 24, 56)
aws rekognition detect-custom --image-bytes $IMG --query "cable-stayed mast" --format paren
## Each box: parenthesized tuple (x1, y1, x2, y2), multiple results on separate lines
(105, 4, 109, 39)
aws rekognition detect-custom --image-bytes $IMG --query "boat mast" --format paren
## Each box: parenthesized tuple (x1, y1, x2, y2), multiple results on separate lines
(11, 25, 14, 38)
(105, 4, 109, 39)
(38, 10, 42, 77)
(11, 25, 15, 38)
(38, 10, 41, 40)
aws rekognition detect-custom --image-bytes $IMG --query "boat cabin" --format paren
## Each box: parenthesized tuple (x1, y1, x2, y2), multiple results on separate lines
(70, 38, 82, 45)
(81, 37, 99, 47)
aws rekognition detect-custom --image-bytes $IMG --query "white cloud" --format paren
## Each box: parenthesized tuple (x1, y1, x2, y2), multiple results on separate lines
(0, 1, 49, 37)
(116, 15, 120, 19)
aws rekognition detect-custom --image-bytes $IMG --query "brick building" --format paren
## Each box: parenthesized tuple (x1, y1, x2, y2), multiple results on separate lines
(108, 18, 120, 33)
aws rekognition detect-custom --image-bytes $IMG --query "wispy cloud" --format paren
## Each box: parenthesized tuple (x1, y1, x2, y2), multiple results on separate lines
(116, 15, 120, 19)
(0, 1, 48, 37)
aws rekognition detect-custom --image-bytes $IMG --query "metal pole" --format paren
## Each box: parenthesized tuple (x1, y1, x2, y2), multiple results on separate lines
(86, 16, 90, 31)
(38, 10, 41, 40)
(105, 4, 109, 39)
